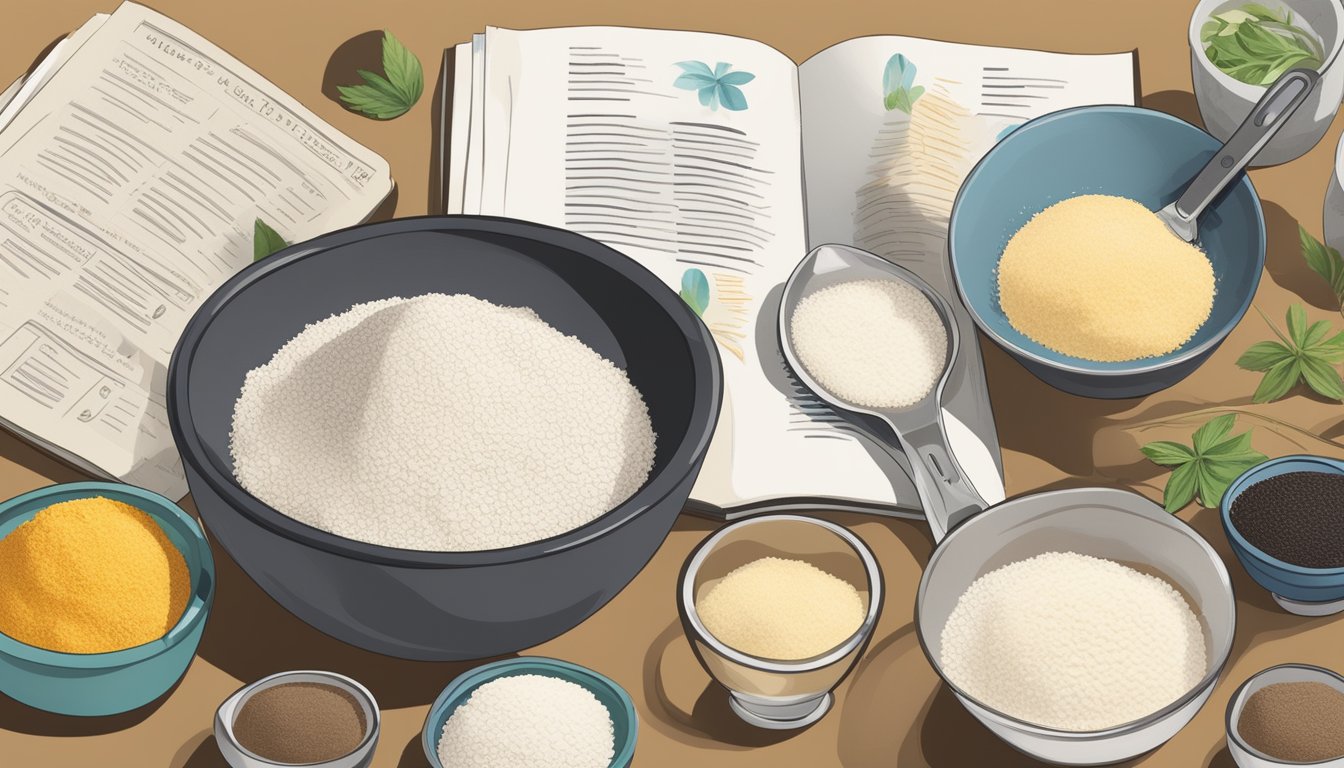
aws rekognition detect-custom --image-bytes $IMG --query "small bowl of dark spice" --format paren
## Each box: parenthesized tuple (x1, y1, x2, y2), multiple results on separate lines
(1227, 663, 1344, 767)
(1222, 455, 1344, 616)
(214, 670, 379, 768)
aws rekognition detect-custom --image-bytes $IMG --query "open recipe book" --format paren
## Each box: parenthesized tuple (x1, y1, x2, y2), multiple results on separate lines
(447, 27, 1138, 518)
(0, 3, 392, 498)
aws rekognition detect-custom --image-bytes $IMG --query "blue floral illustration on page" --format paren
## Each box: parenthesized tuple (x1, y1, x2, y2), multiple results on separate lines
(673, 61, 755, 111)
(679, 268, 710, 316)
(882, 53, 924, 114)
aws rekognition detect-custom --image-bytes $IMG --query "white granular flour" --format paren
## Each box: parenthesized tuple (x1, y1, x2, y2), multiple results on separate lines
(437, 674, 615, 768)
(789, 279, 947, 409)
(939, 551, 1207, 732)
(229, 293, 656, 551)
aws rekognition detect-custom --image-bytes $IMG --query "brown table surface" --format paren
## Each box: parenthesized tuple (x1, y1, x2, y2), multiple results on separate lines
(3, 0, 1344, 765)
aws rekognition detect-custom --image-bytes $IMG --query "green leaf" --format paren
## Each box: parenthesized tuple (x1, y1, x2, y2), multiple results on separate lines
(1200, 430, 1255, 458)
(1141, 440, 1196, 466)
(338, 83, 410, 119)
(1142, 414, 1267, 513)
(679, 268, 710, 316)
(1300, 225, 1344, 304)
(253, 218, 288, 261)
(1237, 340, 1295, 371)
(1192, 412, 1236, 452)
(1252, 357, 1301, 402)
(1287, 303, 1309, 347)
(338, 30, 422, 119)
(1300, 355, 1344, 400)
(1194, 463, 1224, 508)
(381, 30, 423, 106)
(1164, 461, 1200, 513)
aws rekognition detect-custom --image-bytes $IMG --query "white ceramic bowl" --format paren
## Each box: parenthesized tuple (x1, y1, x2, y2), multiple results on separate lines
(1226, 663, 1344, 767)
(1189, 0, 1344, 166)
(916, 488, 1236, 766)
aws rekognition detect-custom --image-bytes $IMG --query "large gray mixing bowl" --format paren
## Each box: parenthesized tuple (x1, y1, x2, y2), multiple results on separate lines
(916, 487, 1235, 765)
(167, 216, 722, 661)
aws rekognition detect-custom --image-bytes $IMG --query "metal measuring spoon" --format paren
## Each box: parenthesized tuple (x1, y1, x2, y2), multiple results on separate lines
(779, 243, 987, 542)
(1158, 67, 1317, 242)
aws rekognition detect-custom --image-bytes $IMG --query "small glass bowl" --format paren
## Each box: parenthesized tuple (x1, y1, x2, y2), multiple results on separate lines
(677, 514, 883, 729)
(1226, 663, 1344, 767)
(214, 670, 380, 768)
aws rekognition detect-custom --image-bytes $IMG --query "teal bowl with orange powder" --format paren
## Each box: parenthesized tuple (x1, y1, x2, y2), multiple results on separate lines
(0, 481, 214, 716)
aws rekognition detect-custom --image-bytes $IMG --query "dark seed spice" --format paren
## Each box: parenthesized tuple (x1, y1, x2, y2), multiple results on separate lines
(1238, 681, 1344, 762)
(1229, 471, 1344, 568)
(234, 682, 366, 764)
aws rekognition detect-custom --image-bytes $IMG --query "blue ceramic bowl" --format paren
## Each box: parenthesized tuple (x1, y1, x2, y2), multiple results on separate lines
(0, 481, 214, 716)
(422, 657, 637, 768)
(949, 105, 1265, 399)
(1221, 456, 1344, 605)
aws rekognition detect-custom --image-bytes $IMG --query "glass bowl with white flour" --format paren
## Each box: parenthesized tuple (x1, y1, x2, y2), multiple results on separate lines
(915, 487, 1236, 765)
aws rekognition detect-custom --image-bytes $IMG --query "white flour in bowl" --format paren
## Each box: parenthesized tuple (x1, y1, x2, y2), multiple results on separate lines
(229, 293, 656, 552)
(939, 550, 1206, 731)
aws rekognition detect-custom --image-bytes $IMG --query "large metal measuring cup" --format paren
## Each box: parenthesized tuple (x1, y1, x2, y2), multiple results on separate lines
(779, 243, 987, 541)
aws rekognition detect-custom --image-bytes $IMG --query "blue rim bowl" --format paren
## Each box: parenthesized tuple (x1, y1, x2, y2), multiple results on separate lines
(422, 657, 637, 768)
(0, 481, 215, 716)
(1221, 455, 1344, 605)
(949, 104, 1266, 399)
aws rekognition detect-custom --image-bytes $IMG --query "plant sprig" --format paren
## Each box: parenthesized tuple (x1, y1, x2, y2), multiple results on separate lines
(1237, 304, 1344, 402)
(1300, 225, 1344, 309)
(1201, 3, 1324, 85)
(253, 218, 288, 261)
(337, 31, 423, 120)
(1141, 414, 1267, 512)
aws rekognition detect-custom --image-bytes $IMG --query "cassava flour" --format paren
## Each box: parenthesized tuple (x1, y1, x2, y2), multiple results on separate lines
(437, 675, 615, 768)
(789, 279, 947, 409)
(939, 551, 1206, 732)
(229, 293, 656, 551)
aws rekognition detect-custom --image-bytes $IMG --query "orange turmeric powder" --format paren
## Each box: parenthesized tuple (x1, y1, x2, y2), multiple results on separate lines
(0, 496, 190, 654)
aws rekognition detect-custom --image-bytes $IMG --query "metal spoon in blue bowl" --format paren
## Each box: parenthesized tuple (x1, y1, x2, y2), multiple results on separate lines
(1159, 68, 1318, 242)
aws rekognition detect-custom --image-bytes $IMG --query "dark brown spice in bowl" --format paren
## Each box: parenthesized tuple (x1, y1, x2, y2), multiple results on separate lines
(233, 682, 366, 764)
(1229, 471, 1344, 569)
(1238, 681, 1344, 762)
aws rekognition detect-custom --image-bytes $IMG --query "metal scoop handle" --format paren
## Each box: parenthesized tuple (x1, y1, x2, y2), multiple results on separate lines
(1166, 68, 1317, 240)
(884, 415, 985, 542)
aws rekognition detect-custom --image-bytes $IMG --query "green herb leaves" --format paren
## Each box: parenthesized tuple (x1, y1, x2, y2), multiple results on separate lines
(1237, 304, 1344, 402)
(882, 53, 924, 114)
(337, 31, 423, 120)
(680, 268, 710, 316)
(1201, 3, 1324, 85)
(253, 218, 288, 261)
(1300, 225, 1344, 307)
(1142, 414, 1267, 512)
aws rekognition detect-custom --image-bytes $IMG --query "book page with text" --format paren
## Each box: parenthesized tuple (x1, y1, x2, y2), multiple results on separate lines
(0, 3, 392, 497)
(477, 26, 931, 511)
(800, 38, 1137, 506)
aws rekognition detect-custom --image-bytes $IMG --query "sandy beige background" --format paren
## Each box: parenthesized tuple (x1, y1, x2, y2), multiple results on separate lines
(1, 0, 1343, 765)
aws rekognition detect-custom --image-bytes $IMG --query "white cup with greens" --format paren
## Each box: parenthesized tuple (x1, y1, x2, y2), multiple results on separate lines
(1190, 0, 1344, 166)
